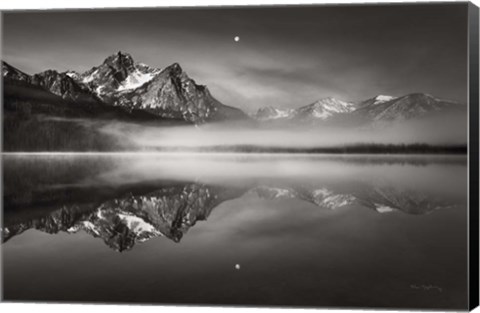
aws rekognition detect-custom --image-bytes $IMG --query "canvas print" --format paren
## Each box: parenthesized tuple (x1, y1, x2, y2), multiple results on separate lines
(1, 2, 478, 310)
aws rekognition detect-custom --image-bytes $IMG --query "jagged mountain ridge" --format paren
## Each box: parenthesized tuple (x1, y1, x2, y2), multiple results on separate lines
(2, 53, 248, 124)
(2, 61, 31, 83)
(92, 53, 248, 123)
(3, 61, 99, 103)
(31, 69, 100, 102)
(67, 52, 248, 123)
(114, 62, 246, 123)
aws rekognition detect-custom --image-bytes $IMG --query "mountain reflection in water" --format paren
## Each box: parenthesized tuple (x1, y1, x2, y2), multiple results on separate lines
(1, 154, 468, 308)
(3, 178, 463, 252)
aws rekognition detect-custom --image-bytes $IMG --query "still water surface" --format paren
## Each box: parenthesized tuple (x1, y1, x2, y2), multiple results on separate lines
(1, 154, 468, 309)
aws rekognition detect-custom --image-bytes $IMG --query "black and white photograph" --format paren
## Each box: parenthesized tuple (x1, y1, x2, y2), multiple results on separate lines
(1, 1, 479, 311)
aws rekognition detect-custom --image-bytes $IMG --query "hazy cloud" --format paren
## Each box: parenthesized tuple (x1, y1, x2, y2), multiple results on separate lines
(2, 4, 468, 112)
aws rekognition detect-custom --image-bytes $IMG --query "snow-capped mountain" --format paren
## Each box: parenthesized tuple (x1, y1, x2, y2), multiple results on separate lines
(356, 94, 397, 109)
(254, 97, 356, 122)
(72, 52, 247, 123)
(77, 52, 161, 98)
(254, 93, 464, 126)
(352, 93, 462, 122)
(3, 52, 248, 124)
(114, 62, 246, 123)
(373, 95, 396, 104)
(295, 97, 356, 120)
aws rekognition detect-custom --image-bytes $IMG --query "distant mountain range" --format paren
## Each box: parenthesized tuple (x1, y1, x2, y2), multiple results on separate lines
(254, 93, 465, 126)
(2, 180, 460, 252)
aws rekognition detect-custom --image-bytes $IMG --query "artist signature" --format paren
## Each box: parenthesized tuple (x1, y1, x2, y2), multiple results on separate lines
(410, 284, 443, 292)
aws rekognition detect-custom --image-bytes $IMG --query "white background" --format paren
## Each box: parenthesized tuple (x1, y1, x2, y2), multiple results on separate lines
(0, 0, 479, 313)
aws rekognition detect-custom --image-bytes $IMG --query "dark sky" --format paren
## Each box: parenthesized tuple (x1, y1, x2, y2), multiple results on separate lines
(2, 3, 468, 112)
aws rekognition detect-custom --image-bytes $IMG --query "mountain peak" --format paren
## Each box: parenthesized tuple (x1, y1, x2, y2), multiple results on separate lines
(164, 62, 184, 75)
(312, 97, 353, 106)
(102, 51, 135, 71)
(2, 60, 14, 72)
(2, 61, 32, 82)
(113, 50, 133, 59)
(78, 52, 147, 96)
(302, 97, 355, 119)
(36, 69, 61, 76)
(319, 96, 338, 101)
(63, 70, 80, 80)
(371, 95, 396, 105)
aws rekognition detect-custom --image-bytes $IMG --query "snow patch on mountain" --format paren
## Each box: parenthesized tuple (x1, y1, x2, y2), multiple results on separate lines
(81, 221, 100, 235)
(270, 109, 294, 119)
(292, 97, 356, 121)
(375, 204, 395, 213)
(65, 71, 80, 80)
(82, 68, 99, 84)
(67, 221, 99, 235)
(117, 68, 160, 92)
(373, 95, 396, 104)
(310, 98, 356, 118)
(117, 213, 159, 235)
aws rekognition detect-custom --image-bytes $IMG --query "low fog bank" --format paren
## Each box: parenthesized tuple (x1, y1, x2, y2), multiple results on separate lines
(98, 113, 467, 150)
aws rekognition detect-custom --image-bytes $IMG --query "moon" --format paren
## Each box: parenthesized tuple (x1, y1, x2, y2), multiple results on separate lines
(234, 36, 240, 42)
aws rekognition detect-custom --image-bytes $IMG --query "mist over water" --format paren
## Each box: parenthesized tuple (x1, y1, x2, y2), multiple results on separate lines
(96, 112, 467, 150)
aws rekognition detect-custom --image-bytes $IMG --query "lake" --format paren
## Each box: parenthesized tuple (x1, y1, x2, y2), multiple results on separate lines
(1, 154, 468, 309)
